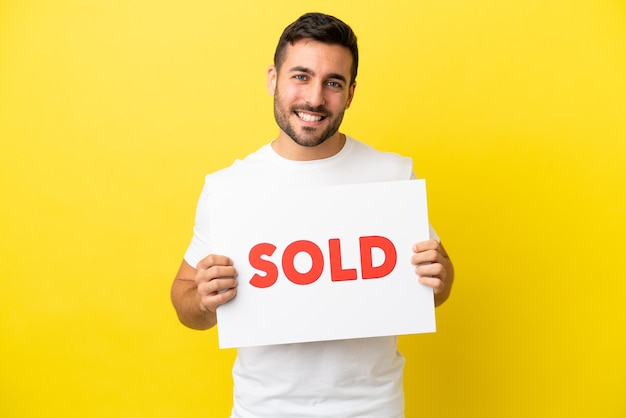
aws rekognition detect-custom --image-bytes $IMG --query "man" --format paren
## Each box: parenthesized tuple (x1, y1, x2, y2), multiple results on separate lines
(171, 12, 454, 417)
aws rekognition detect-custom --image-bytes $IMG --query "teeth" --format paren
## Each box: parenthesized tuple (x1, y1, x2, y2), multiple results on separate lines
(297, 112, 323, 122)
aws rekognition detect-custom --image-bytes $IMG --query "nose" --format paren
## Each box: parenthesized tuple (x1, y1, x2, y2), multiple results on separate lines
(304, 82, 325, 108)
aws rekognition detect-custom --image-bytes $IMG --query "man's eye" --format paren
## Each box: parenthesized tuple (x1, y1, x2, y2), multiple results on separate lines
(327, 81, 342, 88)
(294, 74, 307, 81)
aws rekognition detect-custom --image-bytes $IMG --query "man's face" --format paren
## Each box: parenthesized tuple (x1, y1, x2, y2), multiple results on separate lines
(268, 39, 356, 148)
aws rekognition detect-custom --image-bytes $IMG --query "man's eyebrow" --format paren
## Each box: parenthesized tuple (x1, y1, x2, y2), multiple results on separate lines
(288, 66, 347, 83)
(327, 73, 348, 83)
(289, 66, 313, 75)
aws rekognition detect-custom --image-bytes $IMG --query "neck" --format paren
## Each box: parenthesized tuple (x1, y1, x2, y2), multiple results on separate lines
(271, 132, 346, 161)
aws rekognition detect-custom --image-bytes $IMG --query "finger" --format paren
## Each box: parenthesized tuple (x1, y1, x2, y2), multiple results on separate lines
(411, 240, 442, 265)
(200, 286, 238, 313)
(411, 248, 441, 266)
(418, 275, 445, 294)
(412, 239, 439, 253)
(195, 265, 238, 285)
(415, 262, 444, 278)
(197, 277, 238, 296)
(197, 254, 233, 270)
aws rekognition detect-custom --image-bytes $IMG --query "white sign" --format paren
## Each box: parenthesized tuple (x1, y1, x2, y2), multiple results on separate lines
(209, 179, 435, 348)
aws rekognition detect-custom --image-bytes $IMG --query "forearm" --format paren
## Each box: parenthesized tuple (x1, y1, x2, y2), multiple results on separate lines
(171, 278, 217, 330)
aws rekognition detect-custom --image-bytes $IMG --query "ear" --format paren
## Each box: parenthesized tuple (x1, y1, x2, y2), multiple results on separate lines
(266, 65, 277, 96)
(345, 81, 357, 109)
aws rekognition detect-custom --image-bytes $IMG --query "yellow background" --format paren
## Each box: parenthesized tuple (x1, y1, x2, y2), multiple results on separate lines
(1, 1, 625, 417)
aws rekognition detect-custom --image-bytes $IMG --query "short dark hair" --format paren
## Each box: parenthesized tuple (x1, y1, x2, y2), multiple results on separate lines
(273, 12, 359, 84)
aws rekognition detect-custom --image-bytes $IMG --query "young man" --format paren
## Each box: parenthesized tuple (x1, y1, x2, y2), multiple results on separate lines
(171, 12, 454, 417)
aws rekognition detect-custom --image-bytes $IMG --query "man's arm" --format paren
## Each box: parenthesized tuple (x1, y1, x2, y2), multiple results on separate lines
(411, 240, 454, 307)
(170, 255, 238, 330)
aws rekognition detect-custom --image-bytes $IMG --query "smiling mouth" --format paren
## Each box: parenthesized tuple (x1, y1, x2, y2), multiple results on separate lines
(296, 111, 325, 122)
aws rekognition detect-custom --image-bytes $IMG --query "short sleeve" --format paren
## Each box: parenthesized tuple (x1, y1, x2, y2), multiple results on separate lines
(183, 177, 213, 268)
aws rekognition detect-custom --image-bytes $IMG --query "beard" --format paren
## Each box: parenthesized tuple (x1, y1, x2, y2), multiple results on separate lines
(273, 88, 346, 148)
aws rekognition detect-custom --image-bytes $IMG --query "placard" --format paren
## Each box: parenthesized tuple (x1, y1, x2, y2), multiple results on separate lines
(209, 180, 435, 348)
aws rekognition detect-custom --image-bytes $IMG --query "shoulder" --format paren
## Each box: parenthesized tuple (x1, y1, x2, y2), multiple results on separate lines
(344, 137, 414, 180)
(349, 137, 411, 162)
(201, 143, 274, 194)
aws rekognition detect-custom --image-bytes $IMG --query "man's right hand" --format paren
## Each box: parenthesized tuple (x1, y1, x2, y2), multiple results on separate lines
(171, 255, 238, 330)
(195, 254, 238, 314)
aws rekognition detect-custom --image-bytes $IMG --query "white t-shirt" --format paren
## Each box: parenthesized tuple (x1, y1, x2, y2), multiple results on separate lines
(184, 137, 435, 418)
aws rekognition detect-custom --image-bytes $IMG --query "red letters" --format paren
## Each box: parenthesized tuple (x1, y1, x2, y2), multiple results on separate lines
(248, 236, 397, 288)
(282, 240, 324, 285)
(329, 238, 357, 282)
(249, 242, 278, 288)
(359, 236, 397, 279)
